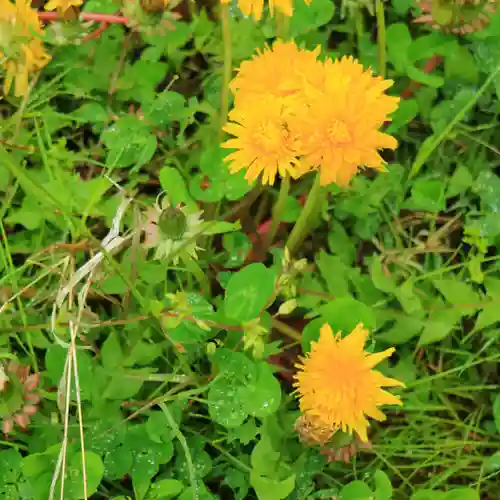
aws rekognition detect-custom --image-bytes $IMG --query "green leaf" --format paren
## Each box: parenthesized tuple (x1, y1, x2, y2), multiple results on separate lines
(433, 279, 479, 311)
(101, 332, 124, 370)
(406, 178, 446, 212)
(377, 316, 424, 344)
(66, 452, 104, 499)
(373, 470, 392, 500)
(445, 46, 478, 84)
(191, 147, 250, 202)
(316, 251, 350, 297)
(289, 0, 335, 37)
(447, 164, 473, 197)
(250, 472, 296, 500)
(101, 116, 156, 169)
(370, 257, 396, 293)
(223, 232, 251, 268)
(204, 220, 241, 235)
(208, 377, 248, 428)
(395, 280, 423, 316)
(418, 309, 462, 346)
(386, 23, 412, 71)
(142, 91, 186, 126)
(339, 480, 373, 499)
(159, 166, 196, 209)
(224, 264, 276, 322)
(0, 450, 23, 488)
(241, 362, 281, 418)
(45, 346, 94, 401)
(318, 296, 376, 334)
(146, 479, 183, 499)
(104, 446, 133, 480)
(71, 103, 108, 123)
(386, 99, 419, 134)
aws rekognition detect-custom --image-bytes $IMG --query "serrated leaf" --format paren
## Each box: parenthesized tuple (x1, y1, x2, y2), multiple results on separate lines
(433, 279, 479, 310)
(418, 309, 461, 346)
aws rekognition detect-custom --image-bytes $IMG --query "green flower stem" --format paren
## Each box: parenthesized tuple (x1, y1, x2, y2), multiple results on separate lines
(184, 258, 211, 298)
(375, 0, 387, 77)
(286, 174, 325, 255)
(263, 176, 290, 252)
(219, 3, 232, 139)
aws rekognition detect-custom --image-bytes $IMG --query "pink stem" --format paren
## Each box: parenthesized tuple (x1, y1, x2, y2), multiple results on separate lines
(38, 11, 129, 24)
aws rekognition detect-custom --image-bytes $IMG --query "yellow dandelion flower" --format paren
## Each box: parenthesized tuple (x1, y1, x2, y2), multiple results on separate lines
(220, 0, 311, 20)
(294, 323, 404, 443)
(230, 40, 323, 107)
(221, 97, 303, 185)
(44, 0, 83, 14)
(0, 0, 51, 97)
(297, 56, 399, 186)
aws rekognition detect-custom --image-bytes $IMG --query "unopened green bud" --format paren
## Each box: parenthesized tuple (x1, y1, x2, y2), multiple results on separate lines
(158, 207, 187, 241)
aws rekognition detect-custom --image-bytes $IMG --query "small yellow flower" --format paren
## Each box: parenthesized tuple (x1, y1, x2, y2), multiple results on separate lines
(220, 0, 311, 20)
(296, 56, 400, 186)
(44, 0, 83, 14)
(0, 0, 51, 97)
(222, 97, 303, 185)
(294, 323, 404, 443)
(230, 41, 323, 107)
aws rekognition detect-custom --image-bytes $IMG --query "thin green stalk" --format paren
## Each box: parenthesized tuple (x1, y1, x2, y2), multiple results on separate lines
(219, 3, 232, 139)
(375, 0, 386, 77)
(263, 176, 290, 251)
(158, 402, 197, 499)
(286, 174, 324, 255)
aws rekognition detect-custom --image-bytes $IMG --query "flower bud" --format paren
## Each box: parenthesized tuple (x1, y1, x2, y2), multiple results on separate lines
(158, 206, 187, 241)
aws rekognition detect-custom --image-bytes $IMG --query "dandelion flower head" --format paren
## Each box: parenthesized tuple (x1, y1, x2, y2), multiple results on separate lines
(294, 323, 404, 443)
(296, 56, 400, 186)
(220, 0, 311, 20)
(222, 41, 323, 185)
(222, 97, 304, 185)
(0, 0, 51, 97)
(230, 41, 323, 107)
(44, 0, 83, 14)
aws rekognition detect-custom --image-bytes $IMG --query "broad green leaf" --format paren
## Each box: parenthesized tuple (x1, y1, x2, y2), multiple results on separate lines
(316, 251, 350, 297)
(289, 0, 335, 37)
(147, 479, 183, 499)
(142, 91, 186, 126)
(339, 480, 373, 499)
(370, 257, 396, 293)
(484, 451, 500, 472)
(241, 362, 281, 418)
(159, 166, 195, 208)
(224, 264, 276, 322)
(223, 232, 251, 268)
(395, 280, 423, 316)
(65, 452, 104, 499)
(250, 472, 296, 500)
(433, 279, 479, 308)
(208, 377, 247, 428)
(418, 309, 462, 346)
(101, 332, 123, 370)
(386, 99, 419, 134)
(0, 450, 23, 489)
(373, 470, 392, 500)
(445, 46, 478, 84)
(318, 296, 376, 334)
